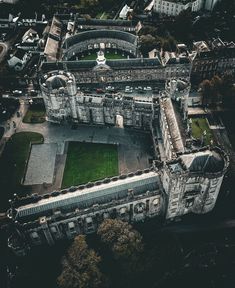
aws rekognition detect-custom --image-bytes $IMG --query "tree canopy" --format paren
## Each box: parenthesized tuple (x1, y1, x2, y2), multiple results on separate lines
(200, 75, 235, 107)
(57, 235, 104, 288)
(97, 219, 144, 274)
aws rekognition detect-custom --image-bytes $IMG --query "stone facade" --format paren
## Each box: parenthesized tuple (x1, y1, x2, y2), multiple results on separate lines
(7, 146, 228, 256)
(153, 0, 204, 16)
(40, 70, 156, 128)
(153, 0, 220, 16)
(191, 39, 235, 83)
(7, 68, 229, 256)
(5, 26, 229, 256)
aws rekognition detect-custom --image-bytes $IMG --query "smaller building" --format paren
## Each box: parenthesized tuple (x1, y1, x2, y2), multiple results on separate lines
(15, 28, 40, 51)
(153, 0, 220, 16)
(119, 5, 133, 20)
(7, 48, 31, 71)
(153, 0, 204, 16)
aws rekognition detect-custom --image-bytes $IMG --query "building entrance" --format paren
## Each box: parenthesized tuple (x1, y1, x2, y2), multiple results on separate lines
(115, 114, 124, 128)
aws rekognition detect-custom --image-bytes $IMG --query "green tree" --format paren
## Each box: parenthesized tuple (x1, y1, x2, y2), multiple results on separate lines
(97, 219, 144, 274)
(200, 79, 213, 106)
(162, 36, 177, 52)
(174, 8, 192, 42)
(139, 34, 161, 56)
(57, 235, 103, 288)
(210, 75, 222, 103)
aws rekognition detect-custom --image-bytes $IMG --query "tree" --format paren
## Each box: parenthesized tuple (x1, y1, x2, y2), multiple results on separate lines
(97, 219, 144, 274)
(57, 235, 103, 288)
(139, 34, 161, 56)
(174, 9, 192, 43)
(210, 75, 222, 103)
(200, 74, 235, 108)
(162, 36, 177, 52)
(200, 79, 213, 106)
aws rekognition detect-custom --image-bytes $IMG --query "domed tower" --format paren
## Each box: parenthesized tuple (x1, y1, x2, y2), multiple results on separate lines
(165, 78, 191, 120)
(162, 147, 229, 220)
(40, 71, 77, 123)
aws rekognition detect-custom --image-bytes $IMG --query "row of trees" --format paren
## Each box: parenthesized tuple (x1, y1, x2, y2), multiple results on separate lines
(138, 25, 177, 56)
(200, 74, 235, 107)
(57, 219, 183, 288)
(57, 219, 144, 288)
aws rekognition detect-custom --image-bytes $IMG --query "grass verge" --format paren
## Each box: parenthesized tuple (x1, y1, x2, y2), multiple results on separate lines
(191, 117, 213, 145)
(23, 105, 46, 123)
(0, 132, 44, 211)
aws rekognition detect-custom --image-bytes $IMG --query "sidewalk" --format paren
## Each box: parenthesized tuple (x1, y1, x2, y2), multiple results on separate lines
(0, 100, 27, 156)
(4, 100, 27, 139)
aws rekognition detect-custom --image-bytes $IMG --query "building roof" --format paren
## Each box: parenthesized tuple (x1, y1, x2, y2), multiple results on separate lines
(63, 29, 138, 50)
(119, 5, 132, 18)
(193, 41, 210, 52)
(44, 16, 62, 61)
(41, 57, 162, 72)
(14, 48, 26, 60)
(14, 171, 159, 222)
(75, 18, 134, 27)
(180, 150, 225, 173)
(21, 28, 38, 44)
(160, 97, 185, 154)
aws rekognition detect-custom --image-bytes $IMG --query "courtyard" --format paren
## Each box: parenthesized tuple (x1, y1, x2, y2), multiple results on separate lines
(190, 117, 213, 145)
(62, 142, 118, 188)
(15, 122, 154, 195)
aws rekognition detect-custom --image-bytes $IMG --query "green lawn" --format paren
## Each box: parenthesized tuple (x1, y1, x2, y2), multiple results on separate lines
(62, 142, 119, 188)
(81, 52, 127, 61)
(191, 118, 213, 145)
(0, 132, 44, 212)
(23, 106, 46, 123)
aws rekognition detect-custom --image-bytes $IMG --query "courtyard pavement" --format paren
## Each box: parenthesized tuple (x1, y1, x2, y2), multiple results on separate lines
(24, 143, 58, 185)
(15, 120, 154, 193)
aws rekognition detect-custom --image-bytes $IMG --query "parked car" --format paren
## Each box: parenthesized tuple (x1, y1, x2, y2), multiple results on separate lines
(12, 90, 22, 96)
(125, 86, 133, 93)
(96, 88, 104, 94)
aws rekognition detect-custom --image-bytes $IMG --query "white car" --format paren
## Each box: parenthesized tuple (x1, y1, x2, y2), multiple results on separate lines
(125, 86, 133, 93)
(12, 90, 22, 96)
(144, 86, 152, 91)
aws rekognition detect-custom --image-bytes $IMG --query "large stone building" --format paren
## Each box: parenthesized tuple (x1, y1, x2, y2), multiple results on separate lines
(153, 0, 220, 16)
(7, 72, 229, 255)
(5, 16, 229, 256)
(40, 16, 192, 86)
(191, 39, 235, 83)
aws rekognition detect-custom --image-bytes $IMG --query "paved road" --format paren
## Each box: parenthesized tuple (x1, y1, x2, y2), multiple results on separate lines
(161, 218, 235, 234)
(0, 42, 8, 64)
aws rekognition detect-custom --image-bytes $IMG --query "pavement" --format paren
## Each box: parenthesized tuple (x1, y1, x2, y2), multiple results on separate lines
(23, 124, 154, 193)
(24, 143, 58, 185)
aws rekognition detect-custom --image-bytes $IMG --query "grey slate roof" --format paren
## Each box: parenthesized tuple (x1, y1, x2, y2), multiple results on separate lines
(15, 172, 159, 222)
(180, 150, 225, 173)
(63, 29, 138, 49)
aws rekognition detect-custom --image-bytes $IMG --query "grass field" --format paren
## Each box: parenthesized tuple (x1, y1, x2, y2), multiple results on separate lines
(23, 105, 46, 123)
(0, 132, 44, 211)
(62, 142, 119, 188)
(81, 52, 127, 61)
(191, 118, 213, 145)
